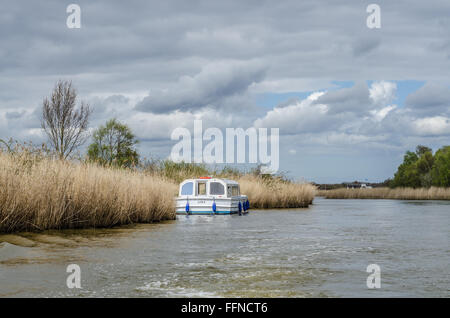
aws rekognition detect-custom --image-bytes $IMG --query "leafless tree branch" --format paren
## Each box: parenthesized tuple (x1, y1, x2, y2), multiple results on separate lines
(41, 80, 92, 159)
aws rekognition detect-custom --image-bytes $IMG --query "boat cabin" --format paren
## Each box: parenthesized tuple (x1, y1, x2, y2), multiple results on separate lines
(175, 177, 249, 215)
(178, 177, 241, 198)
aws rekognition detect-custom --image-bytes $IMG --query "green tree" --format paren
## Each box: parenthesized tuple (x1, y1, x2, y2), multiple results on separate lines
(415, 145, 432, 157)
(87, 119, 139, 167)
(416, 150, 434, 187)
(431, 146, 450, 187)
(392, 145, 450, 188)
(392, 151, 421, 188)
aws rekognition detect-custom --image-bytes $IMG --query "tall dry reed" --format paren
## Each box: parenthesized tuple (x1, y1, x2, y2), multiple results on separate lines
(318, 187, 450, 200)
(239, 175, 316, 208)
(0, 152, 177, 233)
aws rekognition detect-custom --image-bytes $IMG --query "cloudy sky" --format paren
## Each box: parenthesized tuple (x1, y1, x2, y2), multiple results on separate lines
(1, 0, 449, 183)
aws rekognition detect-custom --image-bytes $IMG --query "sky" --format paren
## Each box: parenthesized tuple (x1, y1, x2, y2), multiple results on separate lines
(0, 0, 449, 183)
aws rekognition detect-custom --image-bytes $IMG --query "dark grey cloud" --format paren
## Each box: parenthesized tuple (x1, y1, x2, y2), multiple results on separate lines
(90, 94, 131, 120)
(2, 0, 450, 82)
(405, 83, 450, 115)
(314, 81, 371, 114)
(352, 35, 381, 57)
(135, 62, 266, 114)
(5, 111, 25, 119)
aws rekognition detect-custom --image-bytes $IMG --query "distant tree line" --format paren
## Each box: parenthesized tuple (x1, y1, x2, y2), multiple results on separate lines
(390, 145, 450, 188)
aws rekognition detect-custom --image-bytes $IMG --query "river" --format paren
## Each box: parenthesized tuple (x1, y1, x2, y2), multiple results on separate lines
(0, 198, 448, 297)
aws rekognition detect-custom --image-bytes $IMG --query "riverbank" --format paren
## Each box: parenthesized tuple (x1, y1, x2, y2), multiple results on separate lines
(0, 152, 315, 233)
(318, 187, 450, 200)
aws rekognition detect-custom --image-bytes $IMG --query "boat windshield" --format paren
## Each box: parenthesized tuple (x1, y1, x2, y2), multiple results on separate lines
(210, 182, 224, 195)
(181, 182, 193, 195)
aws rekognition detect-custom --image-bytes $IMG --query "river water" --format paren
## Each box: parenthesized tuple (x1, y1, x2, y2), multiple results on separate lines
(0, 198, 448, 297)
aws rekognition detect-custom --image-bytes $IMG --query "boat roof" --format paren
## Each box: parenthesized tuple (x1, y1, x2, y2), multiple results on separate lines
(180, 178, 239, 185)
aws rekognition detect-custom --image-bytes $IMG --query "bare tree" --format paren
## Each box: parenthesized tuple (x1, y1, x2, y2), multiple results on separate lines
(41, 80, 91, 159)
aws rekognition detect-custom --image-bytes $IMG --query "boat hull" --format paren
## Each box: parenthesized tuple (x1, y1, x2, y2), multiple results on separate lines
(175, 196, 249, 215)
(176, 211, 243, 215)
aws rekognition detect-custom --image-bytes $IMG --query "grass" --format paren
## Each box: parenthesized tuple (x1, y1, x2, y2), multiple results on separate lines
(0, 150, 316, 233)
(318, 187, 450, 200)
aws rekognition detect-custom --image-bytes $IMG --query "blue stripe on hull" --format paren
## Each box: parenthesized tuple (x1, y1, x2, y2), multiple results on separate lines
(176, 211, 249, 215)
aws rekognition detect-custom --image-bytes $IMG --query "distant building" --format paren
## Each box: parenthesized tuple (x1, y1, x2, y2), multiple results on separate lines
(345, 182, 372, 189)
(314, 181, 376, 190)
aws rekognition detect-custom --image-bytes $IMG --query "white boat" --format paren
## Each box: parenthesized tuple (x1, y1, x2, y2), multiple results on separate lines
(175, 177, 250, 215)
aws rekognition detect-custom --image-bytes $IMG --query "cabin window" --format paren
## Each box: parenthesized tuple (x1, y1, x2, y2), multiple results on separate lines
(197, 182, 207, 195)
(181, 182, 193, 195)
(232, 186, 239, 196)
(210, 182, 224, 195)
(227, 185, 232, 197)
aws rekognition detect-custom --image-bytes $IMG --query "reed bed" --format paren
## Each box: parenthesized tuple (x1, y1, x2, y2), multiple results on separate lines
(0, 150, 317, 233)
(318, 187, 450, 200)
(0, 152, 177, 233)
(239, 175, 316, 208)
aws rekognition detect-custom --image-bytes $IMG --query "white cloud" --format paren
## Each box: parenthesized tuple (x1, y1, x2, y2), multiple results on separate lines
(253, 82, 399, 136)
(370, 105, 397, 121)
(413, 116, 450, 136)
(254, 91, 329, 133)
(249, 79, 336, 94)
(369, 81, 397, 105)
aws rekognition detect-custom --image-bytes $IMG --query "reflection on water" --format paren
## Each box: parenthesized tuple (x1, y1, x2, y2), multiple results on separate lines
(0, 198, 448, 297)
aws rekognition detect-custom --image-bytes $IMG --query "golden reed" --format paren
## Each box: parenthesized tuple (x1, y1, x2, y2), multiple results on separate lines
(238, 175, 315, 208)
(318, 187, 450, 200)
(0, 152, 177, 233)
